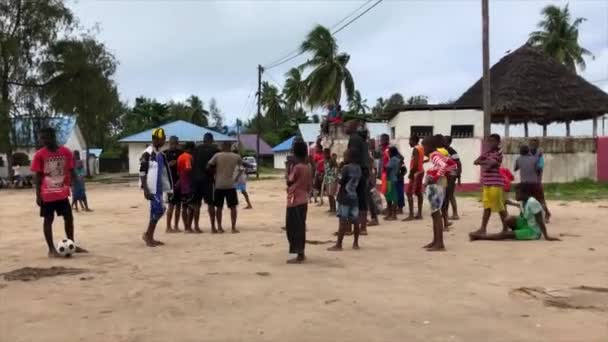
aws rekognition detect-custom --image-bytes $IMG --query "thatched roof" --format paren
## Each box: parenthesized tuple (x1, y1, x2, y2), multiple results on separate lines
(454, 44, 608, 124)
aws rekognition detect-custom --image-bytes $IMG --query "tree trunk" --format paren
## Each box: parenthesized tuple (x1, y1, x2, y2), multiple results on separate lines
(524, 122, 529, 137)
(1, 76, 14, 179)
(566, 121, 571, 137)
(481, 0, 491, 138)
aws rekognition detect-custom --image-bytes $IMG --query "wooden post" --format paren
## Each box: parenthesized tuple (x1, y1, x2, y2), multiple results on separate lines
(481, 0, 491, 138)
(592, 115, 598, 137)
(524, 122, 529, 137)
(566, 121, 571, 137)
(542, 123, 547, 137)
(504, 115, 510, 137)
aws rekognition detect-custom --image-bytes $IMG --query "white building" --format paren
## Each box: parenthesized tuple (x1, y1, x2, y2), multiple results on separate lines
(272, 136, 294, 170)
(0, 117, 87, 178)
(119, 120, 235, 174)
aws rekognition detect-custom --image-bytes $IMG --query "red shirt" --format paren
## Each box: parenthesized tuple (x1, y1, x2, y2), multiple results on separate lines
(287, 163, 311, 207)
(177, 152, 193, 194)
(500, 168, 515, 192)
(426, 151, 457, 183)
(314, 151, 325, 173)
(31, 146, 74, 203)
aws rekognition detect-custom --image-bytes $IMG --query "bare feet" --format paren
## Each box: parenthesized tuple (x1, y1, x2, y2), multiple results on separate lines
(414, 215, 423, 220)
(286, 255, 305, 264)
(470, 228, 486, 236)
(425, 245, 446, 252)
(75, 246, 89, 253)
(385, 216, 397, 221)
(152, 239, 165, 246)
(353, 244, 360, 250)
(402, 216, 416, 222)
(211, 229, 218, 234)
(232, 229, 240, 234)
(244, 205, 253, 209)
(142, 233, 156, 247)
(194, 228, 203, 234)
(327, 245, 343, 251)
(48, 250, 61, 258)
(184, 229, 194, 234)
(360, 230, 368, 236)
(468, 232, 481, 241)
(218, 228, 225, 234)
(174, 228, 182, 233)
(167, 228, 179, 234)
(367, 219, 379, 227)
(450, 215, 460, 220)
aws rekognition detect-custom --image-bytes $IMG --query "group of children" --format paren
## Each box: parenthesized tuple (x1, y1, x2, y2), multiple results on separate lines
(31, 123, 559, 259)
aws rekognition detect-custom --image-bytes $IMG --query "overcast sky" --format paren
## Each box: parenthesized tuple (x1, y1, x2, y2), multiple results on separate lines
(71, 0, 608, 136)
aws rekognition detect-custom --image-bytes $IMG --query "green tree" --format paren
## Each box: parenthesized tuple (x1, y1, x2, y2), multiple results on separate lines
(386, 93, 405, 108)
(0, 0, 75, 174)
(42, 37, 119, 175)
(528, 4, 593, 72)
(371, 97, 386, 117)
(406, 95, 429, 105)
(186, 95, 208, 126)
(283, 67, 307, 111)
(299, 25, 355, 107)
(120, 97, 169, 137)
(261, 81, 285, 130)
(348, 90, 369, 115)
(209, 97, 223, 130)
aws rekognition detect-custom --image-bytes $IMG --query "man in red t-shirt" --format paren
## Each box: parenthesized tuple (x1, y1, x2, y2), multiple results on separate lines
(177, 142, 196, 232)
(31, 127, 88, 257)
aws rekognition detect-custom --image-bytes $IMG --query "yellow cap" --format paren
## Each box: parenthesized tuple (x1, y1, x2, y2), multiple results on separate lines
(152, 128, 166, 140)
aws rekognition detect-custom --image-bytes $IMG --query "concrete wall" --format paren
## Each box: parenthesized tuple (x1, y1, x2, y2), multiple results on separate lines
(127, 143, 148, 174)
(388, 109, 484, 139)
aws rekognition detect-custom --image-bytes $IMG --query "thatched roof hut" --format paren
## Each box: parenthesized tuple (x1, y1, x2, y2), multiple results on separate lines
(455, 44, 608, 125)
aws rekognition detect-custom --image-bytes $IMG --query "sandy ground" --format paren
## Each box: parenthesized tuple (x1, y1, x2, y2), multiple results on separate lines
(1, 178, 607, 342)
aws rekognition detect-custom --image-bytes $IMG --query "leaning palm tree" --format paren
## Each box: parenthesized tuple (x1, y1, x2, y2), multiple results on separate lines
(528, 4, 593, 72)
(261, 81, 285, 129)
(348, 90, 369, 115)
(186, 95, 208, 127)
(299, 25, 355, 108)
(283, 67, 307, 111)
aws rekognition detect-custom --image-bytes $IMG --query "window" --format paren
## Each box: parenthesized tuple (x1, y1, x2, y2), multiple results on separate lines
(390, 127, 396, 140)
(410, 126, 433, 138)
(450, 125, 474, 138)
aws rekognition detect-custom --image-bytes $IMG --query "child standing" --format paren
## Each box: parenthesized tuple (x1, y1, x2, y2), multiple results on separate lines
(140, 128, 173, 246)
(323, 149, 338, 213)
(422, 135, 456, 251)
(383, 146, 400, 221)
(329, 148, 362, 251)
(473, 134, 508, 235)
(177, 142, 196, 233)
(235, 159, 253, 209)
(285, 140, 312, 264)
(71, 151, 92, 212)
(469, 183, 560, 241)
(31, 127, 88, 257)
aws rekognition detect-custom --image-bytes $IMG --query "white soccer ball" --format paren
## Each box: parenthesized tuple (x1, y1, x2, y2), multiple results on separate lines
(56, 239, 76, 257)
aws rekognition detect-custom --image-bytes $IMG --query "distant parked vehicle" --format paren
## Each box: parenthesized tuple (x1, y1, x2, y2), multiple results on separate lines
(242, 156, 257, 174)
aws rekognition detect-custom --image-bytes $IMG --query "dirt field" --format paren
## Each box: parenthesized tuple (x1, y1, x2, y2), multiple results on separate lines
(1, 179, 607, 342)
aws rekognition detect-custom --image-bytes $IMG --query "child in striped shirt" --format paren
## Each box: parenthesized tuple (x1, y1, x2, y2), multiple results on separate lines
(473, 134, 508, 235)
(423, 135, 457, 251)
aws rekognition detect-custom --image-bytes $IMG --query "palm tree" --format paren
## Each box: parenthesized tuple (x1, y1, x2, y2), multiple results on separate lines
(261, 81, 285, 129)
(406, 95, 429, 105)
(283, 67, 307, 111)
(371, 97, 386, 117)
(299, 25, 355, 108)
(186, 95, 208, 127)
(528, 4, 593, 72)
(348, 90, 369, 115)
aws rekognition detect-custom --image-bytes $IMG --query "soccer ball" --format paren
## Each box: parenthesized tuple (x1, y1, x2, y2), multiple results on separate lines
(56, 239, 76, 257)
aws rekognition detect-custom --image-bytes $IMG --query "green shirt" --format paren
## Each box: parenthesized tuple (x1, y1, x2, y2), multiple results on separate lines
(521, 197, 543, 236)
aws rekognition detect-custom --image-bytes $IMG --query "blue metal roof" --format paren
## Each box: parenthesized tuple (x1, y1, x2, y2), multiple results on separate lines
(118, 120, 235, 143)
(12, 116, 76, 146)
(272, 136, 295, 152)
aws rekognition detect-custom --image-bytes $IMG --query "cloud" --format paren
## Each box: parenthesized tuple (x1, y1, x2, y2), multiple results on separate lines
(70, 0, 607, 129)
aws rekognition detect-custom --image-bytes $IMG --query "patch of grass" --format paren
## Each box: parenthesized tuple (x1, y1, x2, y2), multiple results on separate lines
(457, 179, 608, 202)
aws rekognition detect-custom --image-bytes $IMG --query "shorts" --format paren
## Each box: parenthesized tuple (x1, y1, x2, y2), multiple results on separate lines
(193, 180, 214, 206)
(425, 183, 445, 214)
(385, 180, 397, 203)
(168, 188, 181, 205)
(482, 186, 505, 212)
(337, 203, 359, 223)
(181, 192, 194, 206)
(150, 194, 166, 224)
(407, 171, 424, 195)
(324, 179, 337, 196)
(442, 175, 457, 210)
(214, 188, 238, 208)
(40, 199, 72, 219)
(314, 173, 324, 191)
(514, 216, 541, 240)
(522, 183, 545, 202)
(356, 169, 369, 211)
(235, 183, 247, 193)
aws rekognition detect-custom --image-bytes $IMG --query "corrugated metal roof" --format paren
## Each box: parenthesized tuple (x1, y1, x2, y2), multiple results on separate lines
(272, 136, 295, 152)
(118, 120, 235, 143)
(298, 123, 321, 143)
(238, 134, 273, 155)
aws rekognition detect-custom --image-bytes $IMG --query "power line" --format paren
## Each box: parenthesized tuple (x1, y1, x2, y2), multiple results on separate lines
(263, 0, 383, 70)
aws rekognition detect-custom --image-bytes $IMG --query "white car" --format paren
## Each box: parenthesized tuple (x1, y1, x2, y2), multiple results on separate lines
(242, 157, 257, 174)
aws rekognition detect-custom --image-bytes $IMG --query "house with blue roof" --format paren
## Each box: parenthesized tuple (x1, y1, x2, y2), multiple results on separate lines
(0, 116, 89, 178)
(118, 120, 235, 174)
(272, 136, 295, 169)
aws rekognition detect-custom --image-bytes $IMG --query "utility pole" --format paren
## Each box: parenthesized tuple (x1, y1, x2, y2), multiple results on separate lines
(256, 64, 263, 179)
(482, 0, 491, 138)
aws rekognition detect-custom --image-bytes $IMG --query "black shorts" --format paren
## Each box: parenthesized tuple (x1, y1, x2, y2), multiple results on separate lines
(193, 180, 214, 206)
(214, 188, 238, 208)
(168, 188, 182, 205)
(40, 199, 72, 219)
(356, 169, 369, 211)
(442, 175, 457, 210)
(181, 192, 195, 206)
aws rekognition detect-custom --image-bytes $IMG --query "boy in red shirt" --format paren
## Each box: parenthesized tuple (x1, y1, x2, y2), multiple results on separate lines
(177, 142, 196, 233)
(285, 140, 312, 264)
(31, 127, 88, 257)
